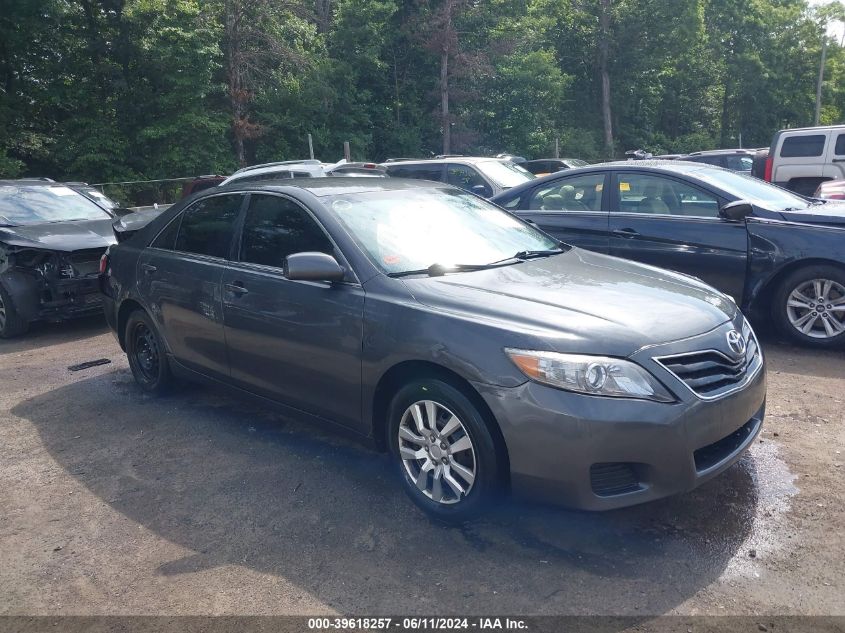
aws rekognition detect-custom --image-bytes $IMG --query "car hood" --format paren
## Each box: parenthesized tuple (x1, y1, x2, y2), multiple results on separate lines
(0, 219, 116, 251)
(402, 248, 737, 357)
(778, 202, 845, 226)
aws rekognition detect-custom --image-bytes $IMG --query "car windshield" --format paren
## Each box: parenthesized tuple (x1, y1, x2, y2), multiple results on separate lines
(475, 160, 535, 188)
(325, 187, 559, 275)
(0, 185, 112, 226)
(79, 187, 119, 209)
(692, 168, 811, 211)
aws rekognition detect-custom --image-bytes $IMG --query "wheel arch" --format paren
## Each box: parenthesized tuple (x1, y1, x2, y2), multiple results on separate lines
(370, 360, 511, 484)
(116, 298, 147, 351)
(749, 258, 845, 316)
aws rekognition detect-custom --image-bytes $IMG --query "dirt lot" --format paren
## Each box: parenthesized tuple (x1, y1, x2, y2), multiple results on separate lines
(0, 317, 843, 617)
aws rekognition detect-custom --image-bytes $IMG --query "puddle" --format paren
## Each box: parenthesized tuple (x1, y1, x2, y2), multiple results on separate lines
(722, 439, 798, 580)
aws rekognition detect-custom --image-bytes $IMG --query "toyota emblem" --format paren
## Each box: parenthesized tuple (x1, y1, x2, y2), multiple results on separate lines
(726, 329, 747, 356)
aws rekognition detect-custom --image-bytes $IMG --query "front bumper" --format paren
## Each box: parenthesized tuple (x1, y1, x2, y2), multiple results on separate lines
(474, 319, 767, 510)
(2, 270, 104, 323)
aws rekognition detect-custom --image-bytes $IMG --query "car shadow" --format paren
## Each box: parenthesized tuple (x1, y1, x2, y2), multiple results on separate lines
(0, 315, 109, 356)
(13, 369, 761, 615)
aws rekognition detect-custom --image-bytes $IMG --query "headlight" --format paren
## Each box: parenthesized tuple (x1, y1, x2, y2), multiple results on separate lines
(505, 349, 675, 402)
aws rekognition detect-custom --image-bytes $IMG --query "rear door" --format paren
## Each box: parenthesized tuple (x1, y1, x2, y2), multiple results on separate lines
(608, 171, 748, 302)
(137, 193, 245, 379)
(827, 131, 845, 180)
(511, 171, 610, 253)
(221, 193, 365, 431)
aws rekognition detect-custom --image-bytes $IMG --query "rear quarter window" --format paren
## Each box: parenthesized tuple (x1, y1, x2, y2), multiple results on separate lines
(780, 135, 826, 158)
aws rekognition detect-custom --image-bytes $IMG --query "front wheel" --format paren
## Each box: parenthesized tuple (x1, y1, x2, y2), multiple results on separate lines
(125, 309, 174, 394)
(0, 283, 29, 338)
(387, 378, 503, 523)
(772, 265, 845, 348)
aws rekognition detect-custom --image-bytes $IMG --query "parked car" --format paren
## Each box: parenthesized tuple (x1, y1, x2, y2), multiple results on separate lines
(0, 180, 117, 337)
(181, 175, 226, 198)
(492, 161, 845, 349)
(101, 178, 765, 521)
(676, 149, 755, 173)
(381, 157, 534, 197)
(814, 179, 845, 201)
(324, 162, 388, 177)
(521, 158, 589, 176)
(760, 124, 845, 195)
(220, 160, 326, 186)
(65, 182, 124, 212)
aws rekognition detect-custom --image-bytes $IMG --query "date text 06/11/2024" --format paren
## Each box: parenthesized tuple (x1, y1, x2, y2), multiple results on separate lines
(307, 618, 529, 630)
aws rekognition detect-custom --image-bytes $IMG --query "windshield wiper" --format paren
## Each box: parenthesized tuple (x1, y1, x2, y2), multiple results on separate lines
(514, 247, 566, 260)
(388, 258, 523, 278)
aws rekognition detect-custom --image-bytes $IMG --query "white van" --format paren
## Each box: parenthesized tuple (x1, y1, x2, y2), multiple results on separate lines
(762, 125, 845, 195)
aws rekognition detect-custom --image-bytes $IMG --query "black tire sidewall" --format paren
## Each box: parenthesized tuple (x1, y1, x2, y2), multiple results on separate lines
(773, 265, 845, 348)
(125, 309, 171, 393)
(387, 378, 500, 523)
(0, 283, 28, 339)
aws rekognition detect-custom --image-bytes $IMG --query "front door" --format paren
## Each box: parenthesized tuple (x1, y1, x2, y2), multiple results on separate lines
(137, 193, 245, 379)
(608, 171, 748, 302)
(222, 193, 365, 431)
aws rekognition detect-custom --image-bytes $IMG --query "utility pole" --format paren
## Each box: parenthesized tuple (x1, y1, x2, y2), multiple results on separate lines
(814, 33, 828, 126)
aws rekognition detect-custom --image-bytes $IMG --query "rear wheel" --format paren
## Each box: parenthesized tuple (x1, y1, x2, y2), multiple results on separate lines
(387, 378, 502, 523)
(773, 265, 845, 348)
(125, 309, 174, 394)
(0, 284, 29, 339)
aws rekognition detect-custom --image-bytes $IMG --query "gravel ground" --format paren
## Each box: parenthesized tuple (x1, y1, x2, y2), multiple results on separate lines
(0, 317, 842, 617)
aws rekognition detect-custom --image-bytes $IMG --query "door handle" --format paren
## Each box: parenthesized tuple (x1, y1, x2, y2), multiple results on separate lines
(612, 228, 640, 238)
(225, 282, 249, 296)
(140, 263, 157, 274)
(833, 158, 845, 163)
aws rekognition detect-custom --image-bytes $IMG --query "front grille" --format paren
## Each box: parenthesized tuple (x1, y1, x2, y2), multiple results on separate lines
(590, 462, 643, 497)
(694, 418, 759, 472)
(63, 249, 106, 278)
(656, 322, 761, 399)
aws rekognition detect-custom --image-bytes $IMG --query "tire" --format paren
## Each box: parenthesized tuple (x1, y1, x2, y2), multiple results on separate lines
(387, 377, 502, 523)
(772, 264, 845, 348)
(125, 309, 174, 394)
(0, 283, 29, 339)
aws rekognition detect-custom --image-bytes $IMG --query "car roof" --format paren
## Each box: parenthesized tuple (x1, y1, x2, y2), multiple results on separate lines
(684, 149, 754, 156)
(215, 176, 449, 198)
(381, 157, 505, 166)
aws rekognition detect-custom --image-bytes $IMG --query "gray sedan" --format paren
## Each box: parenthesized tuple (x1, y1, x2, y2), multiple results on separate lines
(101, 179, 765, 522)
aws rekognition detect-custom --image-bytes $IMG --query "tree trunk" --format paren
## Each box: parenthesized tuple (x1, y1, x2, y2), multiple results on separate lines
(441, 0, 452, 155)
(598, 0, 613, 158)
(225, 0, 247, 167)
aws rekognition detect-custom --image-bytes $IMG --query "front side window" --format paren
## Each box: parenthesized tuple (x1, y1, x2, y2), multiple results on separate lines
(239, 194, 333, 269)
(324, 188, 558, 275)
(617, 174, 719, 217)
(475, 160, 535, 188)
(528, 174, 605, 211)
(175, 194, 243, 258)
(446, 164, 492, 197)
(0, 185, 111, 226)
(780, 135, 826, 158)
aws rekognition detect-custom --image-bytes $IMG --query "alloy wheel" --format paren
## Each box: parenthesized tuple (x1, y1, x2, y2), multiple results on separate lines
(786, 278, 845, 339)
(132, 322, 160, 381)
(398, 400, 477, 505)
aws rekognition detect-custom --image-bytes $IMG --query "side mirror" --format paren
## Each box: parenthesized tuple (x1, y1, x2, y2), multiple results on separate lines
(471, 184, 491, 197)
(719, 200, 754, 222)
(284, 252, 345, 283)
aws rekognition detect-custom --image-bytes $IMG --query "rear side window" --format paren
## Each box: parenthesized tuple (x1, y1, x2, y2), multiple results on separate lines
(529, 174, 605, 211)
(780, 135, 826, 158)
(386, 165, 443, 181)
(239, 194, 333, 269)
(725, 155, 753, 171)
(175, 194, 243, 258)
(688, 155, 723, 167)
(835, 134, 845, 156)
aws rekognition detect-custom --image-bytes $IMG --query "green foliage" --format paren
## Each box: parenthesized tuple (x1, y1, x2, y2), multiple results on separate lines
(0, 0, 844, 181)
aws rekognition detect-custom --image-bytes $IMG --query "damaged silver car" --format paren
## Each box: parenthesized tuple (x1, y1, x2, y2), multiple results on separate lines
(0, 180, 117, 337)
